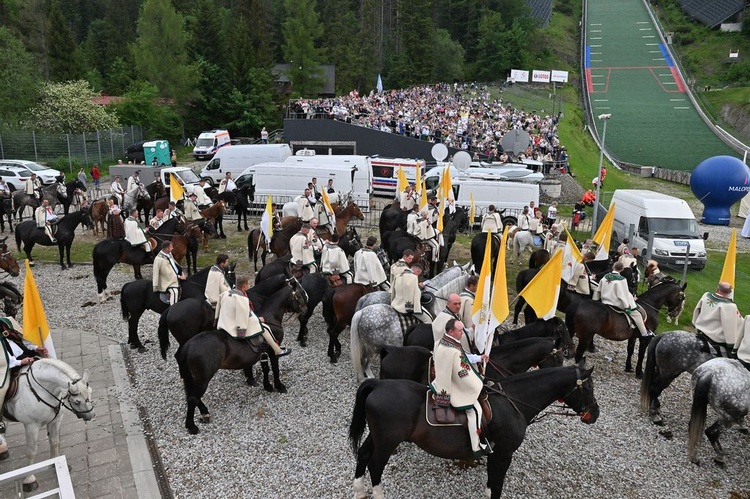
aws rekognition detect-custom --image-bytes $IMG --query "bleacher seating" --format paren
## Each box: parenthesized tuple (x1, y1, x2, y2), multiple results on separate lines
(676, 0, 745, 28)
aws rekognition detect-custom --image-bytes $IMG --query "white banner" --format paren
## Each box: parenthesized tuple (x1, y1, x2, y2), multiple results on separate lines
(551, 70, 569, 83)
(532, 70, 551, 83)
(509, 69, 529, 83)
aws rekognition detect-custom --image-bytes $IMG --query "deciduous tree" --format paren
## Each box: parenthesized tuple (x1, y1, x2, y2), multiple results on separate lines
(28, 80, 120, 132)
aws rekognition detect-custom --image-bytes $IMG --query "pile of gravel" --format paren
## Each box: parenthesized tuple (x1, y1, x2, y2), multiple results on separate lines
(10, 264, 750, 498)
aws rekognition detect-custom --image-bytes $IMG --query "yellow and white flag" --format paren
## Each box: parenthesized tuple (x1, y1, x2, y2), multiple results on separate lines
(396, 166, 408, 195)
(436, 190, 445, 232)
(260, 195, 274, 242)
(592, 203, 616, 260)
(518, 250, 563, 320)
(484, 227, 510, 354)
(419, 179, 428, 211)
(22, 260, 56, 358)
(170, 173, 184, 203)
(441, 167, 454, 200)
(415, 163, 422, 197)
(561, 225, 583, 283)
(321, 189, 337, 227)
(472, 231, 494, 353)
(469, 193, 475, 228)
(720, 228, 736, 295)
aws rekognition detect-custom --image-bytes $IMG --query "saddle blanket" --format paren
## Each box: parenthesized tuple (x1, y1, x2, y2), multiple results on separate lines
(605, 305, 645, 331)
(397, 313, 421, 335)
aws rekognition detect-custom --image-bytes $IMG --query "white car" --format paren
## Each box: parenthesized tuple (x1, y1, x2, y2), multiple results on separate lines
(0, 160, 62, 185)
(0, 165, 31, 191)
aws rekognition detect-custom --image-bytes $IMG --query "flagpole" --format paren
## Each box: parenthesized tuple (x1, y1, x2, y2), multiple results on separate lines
(592, 114, 611, 238)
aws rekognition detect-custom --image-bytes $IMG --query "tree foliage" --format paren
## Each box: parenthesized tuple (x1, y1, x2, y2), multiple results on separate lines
(0, 26, 40, 126)
(28, 80, 120, 132)
(111, 82, 182, 142)
(432, 29, 465, 83)
(282, 0, 324, 97)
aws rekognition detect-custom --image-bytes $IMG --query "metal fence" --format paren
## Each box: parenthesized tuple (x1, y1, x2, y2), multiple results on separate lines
(0, 126, 144, 173)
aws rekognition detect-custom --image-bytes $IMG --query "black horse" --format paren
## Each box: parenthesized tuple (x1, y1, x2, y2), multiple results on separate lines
(385, 211, 460, 276)
(380, 337, 563, 384)
(0, 195, 13, 233)
(60, 179, 87, 216)
(349, 362, 598, 498)
(379, 202, 408, 242)
(142, 180, 167, 220)
(177, 281, 308, 434)
(470, 231, 501, 275)
(0, 281, 23, 317)
(233, 185, 252, 231)
(157, 274, 290, 359)
(15, 210, 93, 269)
(119, 264, 236, 352)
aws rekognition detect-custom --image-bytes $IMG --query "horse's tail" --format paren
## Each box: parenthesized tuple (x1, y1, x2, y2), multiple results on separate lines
(247, 231, 256, 266)
(349, 378, 379, 456)
(640, 332, 663, 413)
(157, 310, 171, 360)
(14, 226, 21, 253)
(687, 369, 711, 463)
(321, 288, 336, 327)
(350, 310, 364, 380)
(120, 283, 130, 321)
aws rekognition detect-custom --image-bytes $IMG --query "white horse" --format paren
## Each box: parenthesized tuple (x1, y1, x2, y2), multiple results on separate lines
(122, 183, 150, 214)
(510, 227, 540, 265)
(283, 192, 343, 218)
(0, 358, 94, 492)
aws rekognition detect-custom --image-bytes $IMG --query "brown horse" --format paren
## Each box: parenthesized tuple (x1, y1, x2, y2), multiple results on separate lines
(89, 198, 110, 236)
(199, 201, 226, 247)
(170, 223, 203, 274)
(247, 216, 282, 271)
(0, 238, 20, 277)
(280, 199, 364, 237)
(321, 283, 377, 363)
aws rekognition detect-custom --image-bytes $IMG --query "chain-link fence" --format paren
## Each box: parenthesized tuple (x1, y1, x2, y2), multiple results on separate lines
(0, 126, 144, 173)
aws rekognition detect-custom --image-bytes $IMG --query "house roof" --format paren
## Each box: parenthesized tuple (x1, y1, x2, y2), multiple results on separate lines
(676, 0, 746, 28)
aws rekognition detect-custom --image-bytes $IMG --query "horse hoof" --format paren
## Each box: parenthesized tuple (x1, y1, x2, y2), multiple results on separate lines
(263, 384, 274, 392)
(299, 339, 307, 348)
(246, 378, 257, 387)
(650, 415, 664, 426)
(0, 450, 8, 460)
(23, 481, 39, 493)
(330, 356, 338, 364)
(713, 457, 726, 468)
(275, 384, 288, 394)
(199, 414, 210, 424)
(220, 234, 227, 239)
(635, 371, 644, 380)
(187, 426, 200, 435)
(624, 366, 633, 373)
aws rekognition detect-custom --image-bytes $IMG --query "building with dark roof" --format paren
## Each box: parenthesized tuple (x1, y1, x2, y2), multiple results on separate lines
(676, 0, 747, 28)
(525, 0, 555, 27)
(272, 64, 336, 97)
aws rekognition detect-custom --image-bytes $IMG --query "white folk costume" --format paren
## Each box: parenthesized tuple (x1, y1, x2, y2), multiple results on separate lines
(481, 212, 502, 233)
(290, 232, 316, 270)
(430, 334, 486, 453)
(297, 196, 314, 222)
(432, 309, 461, 343)
(218, 177, 236, 194)
(459, 290, 475, 329)
(353, 247, 388, 288)
(406, 211, 420, 236)
(152, 251, 182, 305)
(389, 259, 409, 289)
(567, 261, 591, 296)
(193, 184, 212, 207)
(111, 180, 124, 205)
(184, 198, 202, 221)
(391, 268, 431, 323)
(307, 229, 323, 255)
(414, 217, 440, 262)
(25, 177, 40, 197)
(320, 241, 351, 283)
(693, 292, 743, 351)
(215, 290, 283, 355)
(732, 318, 750, 367)
(205, 265, 231, 307)
(517, 211, 532, 231)
(598, 271, 649, 336)
(400, 190, 416, 211)
(124, 216, 151, 252)
(126, 175, 141, 193)
(34, 205, 57, 242)
(149, 215, 165, 231)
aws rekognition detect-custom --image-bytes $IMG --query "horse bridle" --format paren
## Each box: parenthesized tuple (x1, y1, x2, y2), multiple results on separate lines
(484, 347, 561, 380)
(0, 251, 16, 275)
(22, 363, 94, 418)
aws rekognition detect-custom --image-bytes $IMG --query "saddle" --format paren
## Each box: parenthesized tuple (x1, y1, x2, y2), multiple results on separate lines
(226, 330, 265, 354)
(425, 357, 492, 429)
(287, 261, 310, 280)
(605, 304, 645, 330)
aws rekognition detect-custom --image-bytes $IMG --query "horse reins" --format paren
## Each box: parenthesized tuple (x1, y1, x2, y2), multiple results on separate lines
(23, 364, 94, 417)
(485, 348, 561, 380)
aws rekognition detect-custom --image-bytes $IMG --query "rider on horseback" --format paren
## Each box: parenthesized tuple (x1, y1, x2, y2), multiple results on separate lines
(645, 260, 665, 288)
(205, 254, 232, 308)
(391, 263, 432, 324)
(459, 276, 479, 328)
(153, 241, 186, 306)
(693, 282, 744, 357)
(124, 209, 152, 253)
(406, 204, 420, 236)
(25, 174, 41, 201)
(0, 179, 10, 198)
(193, 179, 212, 209)
(390, 249, 414, 289)
(127, 171, 143, 193)
(290, 224, 317, 273)
(34, 199, 58, 243)
(480, 205, 502, 233)
(184, 192, 202, 222)
(110, 176, 125, 206)
(517, 206, 532, 231)
(320, 234, 351, 284)
(566, 251, 595, 297)
(432, 294, 476, 350)
(297, 189, 315, 223)
(216, 275, 290, 357)
(399, 185, 417, 212)
(307, 218, 324, 258)
(414, 211, 440, 263)
(353, 236, 388, 290)
(597, 261, 653, 337)
(164, 201, 183, 220)
(431, 318, 491, 458)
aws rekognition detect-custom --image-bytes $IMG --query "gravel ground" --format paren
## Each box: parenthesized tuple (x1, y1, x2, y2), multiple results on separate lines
(5, 262, 748, 498)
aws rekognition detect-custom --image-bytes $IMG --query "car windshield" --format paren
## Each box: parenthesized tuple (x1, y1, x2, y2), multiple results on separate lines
(196, 138, 214, 147)
(175, 169, 201, 184)
(647, 217, 700, 238)
(21, 162, 48, 172)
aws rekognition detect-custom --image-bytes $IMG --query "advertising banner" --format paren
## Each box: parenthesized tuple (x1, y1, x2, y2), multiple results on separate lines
(509, 69, 529, 83)
(532, 70, 551, 83)
(551, 70, 569, 83)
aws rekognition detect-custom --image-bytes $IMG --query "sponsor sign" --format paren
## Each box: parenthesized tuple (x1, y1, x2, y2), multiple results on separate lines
(510, 69, 529, 83)
(532, 70, 551, 83)
(551, 70, 569, 83)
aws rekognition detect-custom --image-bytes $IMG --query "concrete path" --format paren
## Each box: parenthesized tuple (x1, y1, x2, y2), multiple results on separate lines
(0, 329, 166, 498)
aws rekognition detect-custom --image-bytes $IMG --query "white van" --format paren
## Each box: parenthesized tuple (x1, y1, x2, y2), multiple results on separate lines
(193, 129, 231, 160)
(200, 144, 292, 185)
(610, 190, 707, 270)
(284, 154, 372, 185)
(238, 162, 371, 211)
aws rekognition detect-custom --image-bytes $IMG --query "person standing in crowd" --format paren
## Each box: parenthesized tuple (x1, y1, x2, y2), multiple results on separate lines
(77, 168, 87, 188)
(91, 164, 101, 191)
(546, 202, 557, 227)
(260, 127, 269, 144)
(326, 178, 335, 194)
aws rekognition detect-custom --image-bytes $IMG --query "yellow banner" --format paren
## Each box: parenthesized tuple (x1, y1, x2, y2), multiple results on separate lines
(518, 250, 563, 320)
(593, 203, 615, 259)
(170, 173, 184, 203)
(719, 228, 736, 288)
(22, 260, 52, 355)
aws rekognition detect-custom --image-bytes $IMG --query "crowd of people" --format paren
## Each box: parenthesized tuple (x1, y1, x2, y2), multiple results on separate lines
(289, 83, 569, 165)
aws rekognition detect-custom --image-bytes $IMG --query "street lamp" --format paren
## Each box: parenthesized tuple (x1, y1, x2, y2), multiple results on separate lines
(591, 113, 611, 238)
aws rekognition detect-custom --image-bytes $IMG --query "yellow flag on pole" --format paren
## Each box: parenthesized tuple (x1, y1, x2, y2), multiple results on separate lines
(170, 174, 184, 203)
(260, 195, 274, 242)
(442, 167, 453, 200)
(563, 225, 583, 263)
(593, 203, 616, 260)
(419, 179, 428, 210)
(436, 191, 444, 232)
(484, 227, 510, 354)
(469, 193, 475, 228)
(22, 260, 56, 358)
(472, 231, 494, 352)
(518, 250, 563, 320)
(720, 228, 736, 289)
(415, 163, 422, 197)
(396, 166, 408, 195)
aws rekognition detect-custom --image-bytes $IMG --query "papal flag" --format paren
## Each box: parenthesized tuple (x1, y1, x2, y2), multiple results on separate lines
(415, 163, 422, 197)
(469, 193, 475, 229)
(441, 166, 454, 200)
(321, 189, 337, 227)
(561, 224, 583, 282)
(419, 179, 428, 211)
(170, 173, 184, 203)
(22, 260, 56, 358)
(518, 250, 563, 320)
(720, 228, 736, 295)
(260, 195, 274, 242)
(472, 231, 494, 354)
(592, 203, 616, 260)
(437, 189, 445, 233)
(484, 227, 510, 355)
(396, 166, 408, 195)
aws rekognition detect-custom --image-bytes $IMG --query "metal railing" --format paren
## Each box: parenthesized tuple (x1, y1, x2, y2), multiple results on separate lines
(0, 455, 74, 498)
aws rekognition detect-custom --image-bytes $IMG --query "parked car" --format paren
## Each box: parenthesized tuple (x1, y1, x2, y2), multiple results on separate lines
(0, 160, 62, 185)
(0, 165, 30, 191)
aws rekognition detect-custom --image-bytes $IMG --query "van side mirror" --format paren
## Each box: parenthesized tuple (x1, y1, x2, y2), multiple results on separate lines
(702, 232, 709, 241)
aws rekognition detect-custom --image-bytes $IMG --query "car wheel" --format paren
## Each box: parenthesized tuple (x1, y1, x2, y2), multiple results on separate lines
(201, 177, 215, 187)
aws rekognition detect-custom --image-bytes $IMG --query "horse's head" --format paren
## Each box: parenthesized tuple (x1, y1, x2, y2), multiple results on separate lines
(562, 359, 599, 424)
(66, 369, 95, 421)
(55, 182, 68, 199)
(664, 281, 687, 318)
(0, 281, 22, 317)
(348, 199, 364, 220)
(286, 277, 308, 316)
(549, 316, 574, 355)
(202, 219, 217, 238)
(452, 206, 469, 233)
(80, 209, 94, 230)
(225, 262, 237, 288)
(138, 184, 151, 200)
(0, 244, 20, 277)
(154, 179, 166, 197)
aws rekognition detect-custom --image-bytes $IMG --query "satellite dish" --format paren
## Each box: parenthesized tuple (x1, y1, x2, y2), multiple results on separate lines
(431, 143, 448, 162)
(501, 129, 531, 158)
(453, 151, 471, 172)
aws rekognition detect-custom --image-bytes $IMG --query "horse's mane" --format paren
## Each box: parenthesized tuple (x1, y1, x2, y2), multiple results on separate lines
(188, 266, 211, 282)
(155, 217, 181, 234)
(38, 358, 81, 381)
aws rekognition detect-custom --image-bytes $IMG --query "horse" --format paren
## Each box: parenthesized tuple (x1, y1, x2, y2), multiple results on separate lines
(233, 185, 252, 231)
(471, 231, 500, 275)
(349, 361, 598, 499)
(172, 221, 205, 275)
(511, 227, 541, 265)
(92, 217, 185, 301)
(687, 358, 750, 467)
(566, 278, 687, 377)
(157, 274, 293, 358)
(15, 209, 93, 269)
(513, 249, 552, 324)
(379, 202, 408, 241)
(384, 214, 458, 277)
(640, 330, 715, 426)
(0, 239, 20, 278)
(13, 183, 68, 221)
(0, 281, 22, 316)
(0, 359, 94, 492)
(122, 183, 150, 218)
(201, 200, 226, 239)
(119, 264, 236, 351)
(247, 219, 282, 271)
(380, 337, 563, 384)
(269, 220, 301, 257)
(0, 195, 13, 233)
(142, 179, 167, 220)
(322, 284, 380, 363)
(176, 280, 309, 434)
(60, 179, 87, 215)
(294, 273, 327, 348)
(89, 197, 111, 236)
